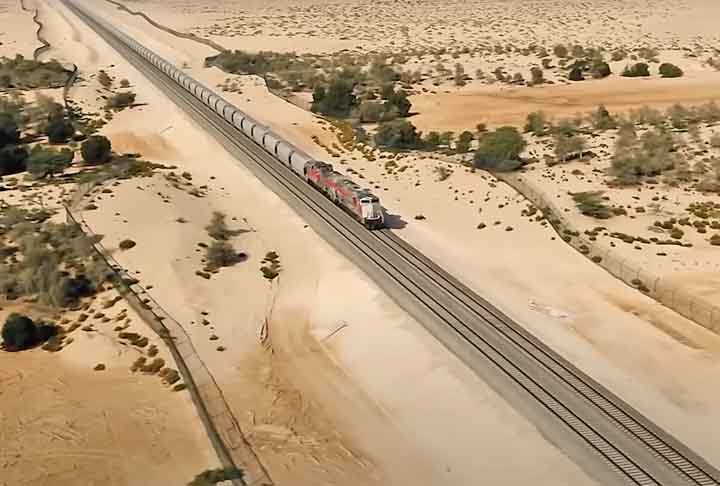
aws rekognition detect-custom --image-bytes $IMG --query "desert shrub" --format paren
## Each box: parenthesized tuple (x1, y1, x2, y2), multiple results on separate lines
(637, 47, 659, 61)
(205, 240, 243, 270)
(374, 119, 423, 149)
(524, 111, 548, 135)
(455, 130, 474, 153)
(571, 191, 612, 218)
(554, 134, 586, 162)
(106, 92, 136, 109)
(511, 72, 524, 84)
(358, 101, 385, 123)
(26, 145, 74, 178)
(118, 239, 136, 250)
(260, 251, 281, 280)
(385, 89, 411, 117)
(119, 78, 130, 88)
(631, 105, 664, 126)
(553, 44, 569, 58)
(552, 118, 580, 137)
(0, 112, 20, 147)
(622, 63, 650, 77)
(45, 112, 74, 144)
(0, 55, 70, 89)
(423, 131, 441, 148)
(698, 101, 720, 123)
(205, 211, 241, 240)
(591, 61, 611, 78)
(1, 313, 56, 351)
(591, 104, 617, 130)
(568, 67, 584, 81)
(454, 63, 467, 86)
(667, 103, 692, 129)
(81, 135, 112, 164)
(473, 126, 526, 171)
(611, 127, 678, 184)
(659, 63, 683, 78)
(611, 49, 627, 61)
(0, 145, 28, 176)
(311, 77, 356, 117)
(710, 133, 720, 148)
(97, 70, 113, 88)
(529, 66, 544, 85)
(187, 468, 244, 486)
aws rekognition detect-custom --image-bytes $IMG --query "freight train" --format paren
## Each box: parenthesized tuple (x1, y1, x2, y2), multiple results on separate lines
(65, 0, 385, 229)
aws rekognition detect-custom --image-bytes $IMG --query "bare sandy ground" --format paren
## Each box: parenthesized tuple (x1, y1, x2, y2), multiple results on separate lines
(0, 0, 41, 59)
(0, 298, 219, 486)
(69, 0, 720, 476)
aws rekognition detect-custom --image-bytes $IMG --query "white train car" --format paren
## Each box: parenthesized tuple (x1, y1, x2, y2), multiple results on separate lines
(68, 0, 385, 229)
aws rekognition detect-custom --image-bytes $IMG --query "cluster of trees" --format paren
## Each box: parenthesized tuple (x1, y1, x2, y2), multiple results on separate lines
(0, 206, 108, 308)
(1, 94, 112, 178)
(0, 55, 70, 89)
(312, 74, 413, 121)
(611, 125, 679, 185)
(371, 118, 526, 171)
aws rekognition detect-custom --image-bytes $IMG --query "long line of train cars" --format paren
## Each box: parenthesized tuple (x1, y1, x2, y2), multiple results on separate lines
(67, 0, 385, 229)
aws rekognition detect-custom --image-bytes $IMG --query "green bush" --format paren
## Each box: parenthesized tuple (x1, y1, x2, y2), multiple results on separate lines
(455, 130, 474, 153)
(106, 92, 136, 109)
(591, 61, 611, 78)
(622, 63, 650, 77)
(1, 313, 56, 351)
(0, 145, 27, 176)
(473, 126, 526, 171)
(26, 145, 74, 178)
(568, 67, 584, 81)
(45, 113, 74, 144)
(0, 112, 20, 147)
(311, 77, 356, 117)
(205, 211, 242, 241)
(81, 135, 112, 164)
(385, 89, 412, 117)
(423, 131, 441, 148)
(374, 119, 423, 149)
(571, 191, 613, 219)
(524, 111, 547, 135)
(659, 63, 683, 78)
(206, 240, 244, 270)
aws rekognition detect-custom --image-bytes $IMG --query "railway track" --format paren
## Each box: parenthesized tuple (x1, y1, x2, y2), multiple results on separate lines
(62, 1, 720, 484)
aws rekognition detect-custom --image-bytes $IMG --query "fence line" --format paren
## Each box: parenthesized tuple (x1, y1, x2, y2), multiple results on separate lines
(496, 172, 720, 334)
(64, 206, 273, 486)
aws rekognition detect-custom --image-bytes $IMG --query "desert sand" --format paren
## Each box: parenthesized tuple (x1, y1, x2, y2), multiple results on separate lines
(5, 0, 720, 484)
(72, 0, 720, 474)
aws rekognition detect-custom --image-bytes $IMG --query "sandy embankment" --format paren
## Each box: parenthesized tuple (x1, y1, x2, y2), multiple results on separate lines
(76, 0, 720, 474)
(36, 1, 612, 485)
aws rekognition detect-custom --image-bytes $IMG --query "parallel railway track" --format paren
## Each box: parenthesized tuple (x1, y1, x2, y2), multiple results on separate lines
(62, 1, 720, 484)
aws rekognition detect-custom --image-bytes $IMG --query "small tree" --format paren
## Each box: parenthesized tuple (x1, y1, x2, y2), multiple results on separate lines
(423, 131, 441, 148)
(473, 126, 526, 171)
(568, 67, 584, 81)
(554, 134, 586, 162)
(374, 120, 423, 149)
(0, 112, 20, 147)
(454, 63, 467, 86)
(553, 44, 569, 58)
(591, 104, 617, 130)
(659, 63, 683, 78)
(1, 313, 56, 351)
(0, 145, 28, 176)
(358, 101, 385, 123)
(106, 92, 136, 109)
(622, 63, 650, 77)
(524, 111, 547, 135)
(591, 61, 611, 78)
(311, 77, 356, 117)
(81, 135, 112, 164)
(455, 130, 474, 153)
(26, 145, 74, 178)
(530, 66, 544, 85)
(385, 89, 411, 117)
(45, 113, 74, 144)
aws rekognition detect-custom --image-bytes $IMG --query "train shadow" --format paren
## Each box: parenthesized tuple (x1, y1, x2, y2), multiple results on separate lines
(383, 212, 407, 230)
